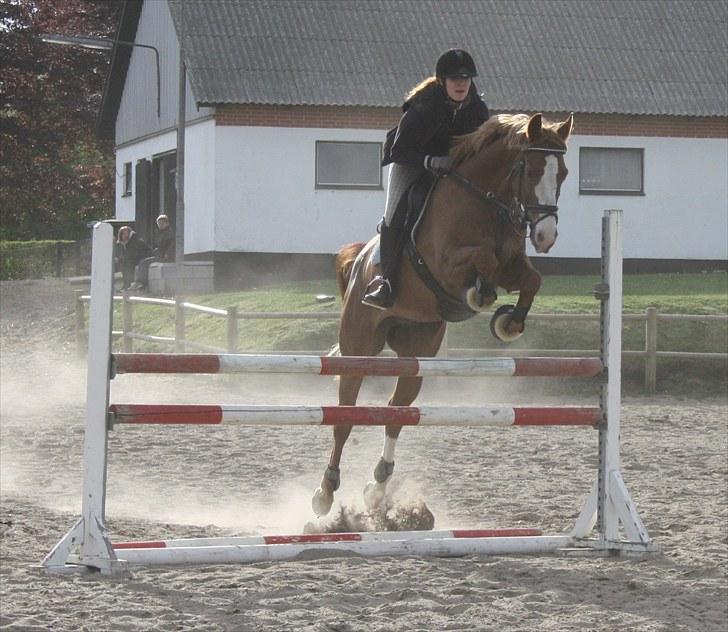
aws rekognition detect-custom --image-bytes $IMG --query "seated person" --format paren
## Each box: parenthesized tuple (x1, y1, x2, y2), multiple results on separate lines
(117, 225, 151, 290)
(129, 214, 175, 290)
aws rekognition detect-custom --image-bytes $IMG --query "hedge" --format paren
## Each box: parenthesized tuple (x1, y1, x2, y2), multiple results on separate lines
(0, 240, 89, 280)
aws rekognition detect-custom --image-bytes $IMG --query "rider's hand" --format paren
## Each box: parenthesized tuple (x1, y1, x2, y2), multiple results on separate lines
(424, 155, 452, 177)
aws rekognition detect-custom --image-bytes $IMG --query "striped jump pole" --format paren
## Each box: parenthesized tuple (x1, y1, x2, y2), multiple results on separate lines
(109, 533, 572, 567)
(113, 353, 603, 378)
(108, 404, 602, 427)
(114, 527, 543, 550)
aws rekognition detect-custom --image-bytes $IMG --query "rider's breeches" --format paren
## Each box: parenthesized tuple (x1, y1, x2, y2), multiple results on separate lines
(383, 163, 422, 226)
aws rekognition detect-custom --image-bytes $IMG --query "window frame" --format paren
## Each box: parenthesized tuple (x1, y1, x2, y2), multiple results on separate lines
(578, 147, 645, 196)
(315, 140, 383, 190)
(122, 162, 133, 197)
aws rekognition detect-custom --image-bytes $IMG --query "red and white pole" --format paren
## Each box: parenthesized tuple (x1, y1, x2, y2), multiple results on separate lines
(108, 404, 602, 427)
(113, 353, 603, 378)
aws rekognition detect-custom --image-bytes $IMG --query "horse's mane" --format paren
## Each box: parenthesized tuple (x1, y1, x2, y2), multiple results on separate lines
(450, 113, 564, 167)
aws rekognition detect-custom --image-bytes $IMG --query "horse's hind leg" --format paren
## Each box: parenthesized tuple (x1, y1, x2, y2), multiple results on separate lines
(312, 308, 386, 517)
(311, 374, 363, 517)
(364, 321, 446, 510)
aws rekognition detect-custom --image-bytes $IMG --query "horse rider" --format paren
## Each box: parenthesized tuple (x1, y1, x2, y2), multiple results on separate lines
(362, 48, 490, 310)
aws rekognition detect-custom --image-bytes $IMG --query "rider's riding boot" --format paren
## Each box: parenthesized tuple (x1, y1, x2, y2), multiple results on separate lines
(362, 222, 397, 310)
(362, 276, 393, 310)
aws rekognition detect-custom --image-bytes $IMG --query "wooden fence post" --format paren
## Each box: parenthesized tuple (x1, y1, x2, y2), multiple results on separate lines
(122, 291, 133, 353)
(645, 307, 657, 394)
(227, 306, 238, 353)
(54, 242, 63, 278)
(75, 290, 86, 357)
(175, 297, 186, 352)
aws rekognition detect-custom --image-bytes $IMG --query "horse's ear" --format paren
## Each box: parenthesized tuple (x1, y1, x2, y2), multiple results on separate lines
(557, 113, 574, 142)
(526, 113, 543, 142)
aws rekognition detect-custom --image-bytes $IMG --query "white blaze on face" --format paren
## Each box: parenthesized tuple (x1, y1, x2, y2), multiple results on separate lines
(532, 155, 559, 253)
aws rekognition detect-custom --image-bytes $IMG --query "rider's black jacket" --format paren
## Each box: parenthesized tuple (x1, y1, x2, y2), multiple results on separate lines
(382, 80, 490, 168)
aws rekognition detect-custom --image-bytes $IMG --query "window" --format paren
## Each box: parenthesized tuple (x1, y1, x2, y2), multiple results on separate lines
(122, 162, 132, 197)
(579, 147, 644, 195)
(315, 141, 382, 189)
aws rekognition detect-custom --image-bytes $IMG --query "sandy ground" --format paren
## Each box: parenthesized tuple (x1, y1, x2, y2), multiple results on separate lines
(1, 279, 727, 631)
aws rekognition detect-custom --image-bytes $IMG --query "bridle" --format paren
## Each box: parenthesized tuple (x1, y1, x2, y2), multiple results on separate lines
(447, 144, 567, 242)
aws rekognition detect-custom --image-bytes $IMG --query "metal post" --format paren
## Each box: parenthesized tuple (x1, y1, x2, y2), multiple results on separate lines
(174, 10, 186, 296)
(645, 307, 657, 394)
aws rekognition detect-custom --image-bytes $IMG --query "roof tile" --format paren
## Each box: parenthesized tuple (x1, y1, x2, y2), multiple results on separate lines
(168, 0, 728, 116)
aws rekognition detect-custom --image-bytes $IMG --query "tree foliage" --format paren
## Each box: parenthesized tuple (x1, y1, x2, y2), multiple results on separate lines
(0, 0, 121, 240)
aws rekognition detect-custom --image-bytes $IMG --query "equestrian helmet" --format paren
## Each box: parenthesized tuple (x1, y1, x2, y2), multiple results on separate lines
(435, 49, 477, 78)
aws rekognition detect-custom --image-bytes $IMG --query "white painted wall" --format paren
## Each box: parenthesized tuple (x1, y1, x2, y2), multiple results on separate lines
(214, 126, 727, 261)
(531, 135, 728, 262)
(118, 124, 727, 261)
(214, 126, 385, 253)
(115, 0, 212, 145)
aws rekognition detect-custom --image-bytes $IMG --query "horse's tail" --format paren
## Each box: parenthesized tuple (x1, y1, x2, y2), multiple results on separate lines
(335, 242, 365, 299)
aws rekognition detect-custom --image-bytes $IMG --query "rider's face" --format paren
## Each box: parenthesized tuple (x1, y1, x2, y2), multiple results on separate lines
(445, 77, 471, 102)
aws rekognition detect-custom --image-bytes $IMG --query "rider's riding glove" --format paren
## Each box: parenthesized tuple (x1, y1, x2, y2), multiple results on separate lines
(424, 155, 452, 177)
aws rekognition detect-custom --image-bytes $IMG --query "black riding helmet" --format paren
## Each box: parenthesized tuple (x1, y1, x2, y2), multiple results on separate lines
(435, 48, 477, 78)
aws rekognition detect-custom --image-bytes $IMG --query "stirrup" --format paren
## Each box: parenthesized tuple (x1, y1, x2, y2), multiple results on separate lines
(361, 277, 393, 310)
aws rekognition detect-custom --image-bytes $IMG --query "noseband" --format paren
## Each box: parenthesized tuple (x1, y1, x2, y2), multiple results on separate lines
(447, 144, 567, 238)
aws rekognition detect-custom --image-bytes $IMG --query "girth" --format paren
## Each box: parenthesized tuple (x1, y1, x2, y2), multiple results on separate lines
(403, 179, 478, 323)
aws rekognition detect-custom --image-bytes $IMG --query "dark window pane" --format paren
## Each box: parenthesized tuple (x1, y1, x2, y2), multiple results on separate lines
(579, 148, 643, 194)
(316, 142, 381, 188)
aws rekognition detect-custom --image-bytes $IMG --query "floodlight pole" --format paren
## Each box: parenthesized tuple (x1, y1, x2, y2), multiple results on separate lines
(41, 35, 160, 118)
(175, 16, 186, 296)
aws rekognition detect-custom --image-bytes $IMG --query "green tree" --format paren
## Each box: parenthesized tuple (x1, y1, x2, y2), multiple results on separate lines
(0, 0, 120, 240)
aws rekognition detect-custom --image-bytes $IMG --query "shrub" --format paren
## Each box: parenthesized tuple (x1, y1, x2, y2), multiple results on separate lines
(0, 240, 88, 280)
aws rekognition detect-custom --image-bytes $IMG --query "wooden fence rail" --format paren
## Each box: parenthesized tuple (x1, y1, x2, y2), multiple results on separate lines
(75, 292, 727, 393)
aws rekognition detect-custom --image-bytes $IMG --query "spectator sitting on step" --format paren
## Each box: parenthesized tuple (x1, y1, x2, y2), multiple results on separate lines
(117, 226, 151, 290)
(129, 214, 175, 291)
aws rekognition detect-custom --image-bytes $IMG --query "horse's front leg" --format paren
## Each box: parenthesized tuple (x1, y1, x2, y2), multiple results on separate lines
(312, 375, 362, 516)
(499, 255, 542, 336)
(446, 242, 500, 311)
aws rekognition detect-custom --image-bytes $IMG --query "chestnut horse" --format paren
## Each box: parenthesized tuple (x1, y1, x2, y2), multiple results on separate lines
(312, 113, 573, 516)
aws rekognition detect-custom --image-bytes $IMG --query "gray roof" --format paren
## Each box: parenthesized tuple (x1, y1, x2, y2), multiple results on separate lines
(167, 0, 727, 117)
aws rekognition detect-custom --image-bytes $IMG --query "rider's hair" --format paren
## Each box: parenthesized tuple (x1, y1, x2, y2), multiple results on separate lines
(405, 76, 439, 101)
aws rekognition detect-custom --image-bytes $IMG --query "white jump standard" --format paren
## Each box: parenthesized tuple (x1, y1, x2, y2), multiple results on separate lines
(42, 210, 657, 575)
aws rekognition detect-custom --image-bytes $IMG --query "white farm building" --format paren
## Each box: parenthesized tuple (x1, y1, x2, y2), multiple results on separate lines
(98, 0, 728, 288)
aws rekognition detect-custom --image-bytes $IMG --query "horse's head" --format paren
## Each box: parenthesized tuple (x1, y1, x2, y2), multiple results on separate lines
(450, 113, 573, 254)
(515, 113, 573, 253)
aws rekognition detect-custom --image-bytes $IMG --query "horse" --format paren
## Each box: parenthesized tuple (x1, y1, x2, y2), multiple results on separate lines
(312, 112, 573, 517)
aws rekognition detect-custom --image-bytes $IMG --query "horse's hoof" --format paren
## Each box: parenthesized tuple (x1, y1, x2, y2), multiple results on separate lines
(363, 481, 387, 511)
(312, 487, 334, 517)
(465, 287, 494, 312)
(490, 305, 524, 342)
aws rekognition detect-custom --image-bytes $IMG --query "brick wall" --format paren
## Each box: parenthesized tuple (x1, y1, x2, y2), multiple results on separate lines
(215, 104, 728, 138)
